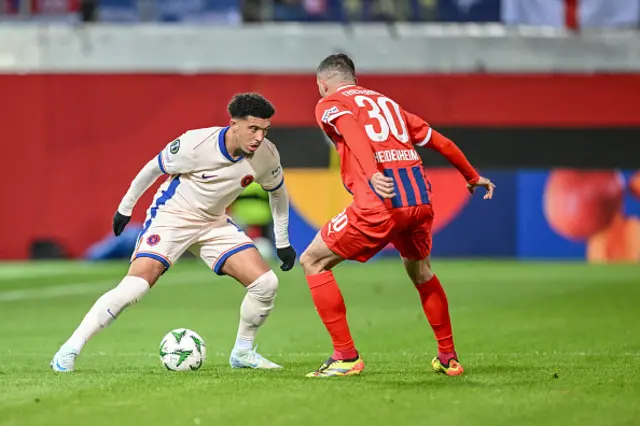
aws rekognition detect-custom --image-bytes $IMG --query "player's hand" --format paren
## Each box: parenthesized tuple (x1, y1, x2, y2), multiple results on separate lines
(370, 172, 396, 199)
(467, 176, 496, 200)
(113, 211, 131, 236)
(276, 246, 297, 271)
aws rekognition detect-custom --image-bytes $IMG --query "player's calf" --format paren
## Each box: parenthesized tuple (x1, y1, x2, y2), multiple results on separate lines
(51, 275, 150, 372)
(403, 256, 461, 373)
(236, 270, 279, 345)
(219, 247, 283, 368)
(230, 270, 282, 368)
(300, 232, 362, 373)
(51, 258, 163, 372)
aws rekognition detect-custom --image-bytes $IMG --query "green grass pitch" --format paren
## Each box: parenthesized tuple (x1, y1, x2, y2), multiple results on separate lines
(0, 259, 639, 426)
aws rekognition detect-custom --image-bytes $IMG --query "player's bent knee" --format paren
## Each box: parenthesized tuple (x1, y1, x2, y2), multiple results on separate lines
(299, 250, 313, 270)
(299, 250, 323, 275)
(299, 231, 344, 275)
(247, 270, 279, 302)
(219, 247, 272, 286)
(403, 257, 434, 286)
(128, 257, 166, 287)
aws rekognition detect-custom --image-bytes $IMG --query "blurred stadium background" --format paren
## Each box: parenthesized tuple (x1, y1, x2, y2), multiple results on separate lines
(1, 0, 639, 263)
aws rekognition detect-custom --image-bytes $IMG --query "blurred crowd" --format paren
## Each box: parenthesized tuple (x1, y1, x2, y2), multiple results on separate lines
(2, 0, 637, 28)
(0, 0, 472, 23)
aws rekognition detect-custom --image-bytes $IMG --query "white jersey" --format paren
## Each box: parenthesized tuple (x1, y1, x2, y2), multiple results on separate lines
(119, 125, 289, 272)
(152, 126, 284, 225)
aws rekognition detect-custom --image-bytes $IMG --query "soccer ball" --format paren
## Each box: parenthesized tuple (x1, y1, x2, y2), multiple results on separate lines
(159, 328, 207, 371)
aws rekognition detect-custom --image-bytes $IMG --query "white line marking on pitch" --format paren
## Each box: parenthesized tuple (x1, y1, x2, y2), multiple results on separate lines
(0, 280, 117, 302)
(0, 272, 212, 303)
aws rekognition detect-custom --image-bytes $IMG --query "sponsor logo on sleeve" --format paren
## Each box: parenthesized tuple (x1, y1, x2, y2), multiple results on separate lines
(321, 106, 340, 124)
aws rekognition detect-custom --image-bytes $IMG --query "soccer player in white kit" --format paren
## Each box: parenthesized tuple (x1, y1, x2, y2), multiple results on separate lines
(51, 93, 297, 372)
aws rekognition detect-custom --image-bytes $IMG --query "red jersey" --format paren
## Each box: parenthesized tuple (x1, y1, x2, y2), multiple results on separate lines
(316, 85, 436, 212)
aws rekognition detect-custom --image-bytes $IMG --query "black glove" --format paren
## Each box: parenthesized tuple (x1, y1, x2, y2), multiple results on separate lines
(113, 211, 131, 236)
(276, 246, 297, 271)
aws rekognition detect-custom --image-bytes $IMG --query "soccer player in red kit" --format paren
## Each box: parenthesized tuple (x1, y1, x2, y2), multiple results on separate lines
(300, 54, 496, 378)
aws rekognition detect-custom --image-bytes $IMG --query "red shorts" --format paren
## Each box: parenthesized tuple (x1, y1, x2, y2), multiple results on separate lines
(321, 203, 434, 262)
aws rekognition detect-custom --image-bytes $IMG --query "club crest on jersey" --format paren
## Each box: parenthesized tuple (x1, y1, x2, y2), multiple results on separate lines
(146, 234, 161, 246)
(321, 106, 339, 124)
(241, 175, 254, 187)
(169, 139, 180, 154)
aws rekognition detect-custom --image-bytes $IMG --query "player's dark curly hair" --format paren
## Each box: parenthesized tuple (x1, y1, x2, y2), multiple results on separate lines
(317, 53, 356, 79)
(227, 93, 275, 120)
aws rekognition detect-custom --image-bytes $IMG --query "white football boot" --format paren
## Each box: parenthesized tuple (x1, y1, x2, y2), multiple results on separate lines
(50, 344, 79, 372)
(229, 346, 282, 369)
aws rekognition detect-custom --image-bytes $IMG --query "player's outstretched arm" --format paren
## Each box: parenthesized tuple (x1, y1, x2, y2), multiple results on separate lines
(113, 158, 165, 236)
(258, 146, 296, 271)
(267, 184, 296, 271)
(425, 130, 495, 199)
(404, 110, 495, 198)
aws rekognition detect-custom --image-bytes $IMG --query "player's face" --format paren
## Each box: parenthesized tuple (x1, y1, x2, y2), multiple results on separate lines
(231, 116, 270, 156)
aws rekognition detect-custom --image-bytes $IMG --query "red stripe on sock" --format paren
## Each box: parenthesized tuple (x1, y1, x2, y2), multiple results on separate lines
(306, 271, 357, 360)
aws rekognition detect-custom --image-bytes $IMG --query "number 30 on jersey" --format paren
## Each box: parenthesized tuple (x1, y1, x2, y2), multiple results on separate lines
(327, 208, 349, 235)
(355, 96, 409, 143)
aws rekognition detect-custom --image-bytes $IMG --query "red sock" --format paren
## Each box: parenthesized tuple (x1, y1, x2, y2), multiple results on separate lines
(306, 271, 358, 360)
(416, 274, 456, 360)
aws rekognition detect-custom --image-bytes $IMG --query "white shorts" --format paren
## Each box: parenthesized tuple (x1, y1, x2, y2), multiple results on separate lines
(131, 212, 255, 275)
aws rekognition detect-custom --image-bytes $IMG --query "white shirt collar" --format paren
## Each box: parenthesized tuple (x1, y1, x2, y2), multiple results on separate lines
(337, 84, 356, 92)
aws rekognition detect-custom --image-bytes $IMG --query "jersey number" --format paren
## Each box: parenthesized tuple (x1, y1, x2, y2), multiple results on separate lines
(327, 209, 348, 235)
(354, 96, 409, 143)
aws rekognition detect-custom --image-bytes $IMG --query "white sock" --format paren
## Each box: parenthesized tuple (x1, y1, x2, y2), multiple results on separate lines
(64, 276, 150, 353)
(233, 271, 278, 352)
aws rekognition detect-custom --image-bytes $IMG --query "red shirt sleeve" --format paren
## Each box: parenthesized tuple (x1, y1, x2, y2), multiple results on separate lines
(333, 114, 380, 179)
(427, 130, 480, 184)
(315, 99, 380, 179)
(315, 98, 353, 132)
(404, 111, 432, 147)
(403, 110, 478, 183)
